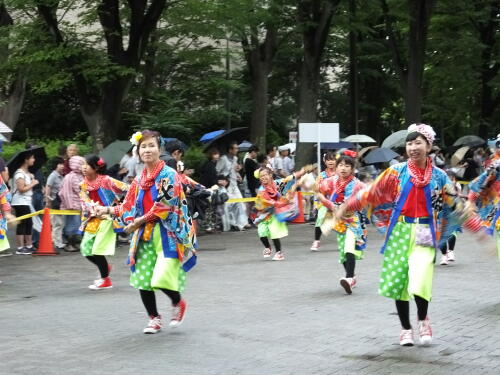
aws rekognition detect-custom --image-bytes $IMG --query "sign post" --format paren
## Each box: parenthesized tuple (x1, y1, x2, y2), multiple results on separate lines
(298, 123, 339, 174)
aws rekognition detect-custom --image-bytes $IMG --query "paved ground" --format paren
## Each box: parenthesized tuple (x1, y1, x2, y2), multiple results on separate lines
(1, 223, 500, 375)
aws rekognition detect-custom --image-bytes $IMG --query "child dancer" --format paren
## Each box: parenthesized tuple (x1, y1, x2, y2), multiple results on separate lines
(439, 170, 462, 265)
(317, 151, 366, 294)
(310, 152, 337, 251)
(256, 167, 306, 261)
(336, 124, 483, 347)
(80, 155, 129, 290)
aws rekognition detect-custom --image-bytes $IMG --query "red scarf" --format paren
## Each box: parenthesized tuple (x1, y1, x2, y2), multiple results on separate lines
(334, 174, 354, 195)
(85, 174, 107, 191)
(407, 157, 433, 188)
(261, 180, 279, 202)
(140, 160, 165, 189)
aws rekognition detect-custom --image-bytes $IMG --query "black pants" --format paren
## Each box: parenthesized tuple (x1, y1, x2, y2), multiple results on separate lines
(395, 296, 429, 330)
(260, 237, 282, 252)
(86, 255, 109, 278)
(140, 289, 182, 317)
(13, 205, 32, 235)
(314, 227, 322, 241)
(343, 252, 356, 278)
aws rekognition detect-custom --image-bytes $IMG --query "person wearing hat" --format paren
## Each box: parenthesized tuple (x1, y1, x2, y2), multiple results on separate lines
(275, 146, 294, 178)
(336, 123, 484, 347)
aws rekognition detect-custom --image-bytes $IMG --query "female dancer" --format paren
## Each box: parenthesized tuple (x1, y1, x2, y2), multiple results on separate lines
(310, 152, 337, 251)
(467, 157, 500, 256)
(0, 176, 15, 256)
(336, 124, 482, 347)
(80, 155, 128, 290)
(256, 167, 306, 261)
(317, 151, 366, 294)
(96, 130, 196, 334)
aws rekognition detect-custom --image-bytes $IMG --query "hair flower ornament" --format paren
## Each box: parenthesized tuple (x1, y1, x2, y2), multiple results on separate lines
(130, 131, 143, 146)
(407, 123, 436, 144)
(97, 158, 105, 166)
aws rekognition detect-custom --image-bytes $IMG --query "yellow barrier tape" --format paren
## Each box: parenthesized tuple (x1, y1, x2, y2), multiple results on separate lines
(8, 209, 81, 223)
(226, 191, 315, 203)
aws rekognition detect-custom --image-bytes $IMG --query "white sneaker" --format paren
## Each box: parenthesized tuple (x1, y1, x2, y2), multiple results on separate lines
(272, 251, 285, 261)
(399, 329, 414, 346)
(439, 254, 448, 265)
(262, 248, 272, 258)
(143, 315, 162, 334)
(310, 240, 320, 251)
(340, 277, 354, 294)
(418, 317, 433, 346)
(447, 250, 455, 262)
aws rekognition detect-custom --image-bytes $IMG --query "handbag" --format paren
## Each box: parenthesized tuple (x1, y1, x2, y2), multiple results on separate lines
(415, 224, 433, 247)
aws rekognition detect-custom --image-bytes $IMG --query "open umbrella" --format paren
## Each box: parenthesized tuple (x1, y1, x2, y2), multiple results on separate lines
(199, 130, 224, 143)
(163, 137, 188, 151)
(453, 135, 485, 147)
(358, 146, 378, 159)
(363, 147, 399, 164)
(343, 134, 377, 143)
(99, 140, 131, 167)
(7, 146, 47, 176)
(0, 134, 8, 142)
(381, 130, 408, 149)
(0, 121, 13, 133)
(203, 127, 248, 152)
(238, 140, 253, 152)
(451, 146, 470, 167)
(319, 141, 355, 150)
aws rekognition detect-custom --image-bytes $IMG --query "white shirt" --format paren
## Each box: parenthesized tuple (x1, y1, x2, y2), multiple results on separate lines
(11, 169, 33, 206)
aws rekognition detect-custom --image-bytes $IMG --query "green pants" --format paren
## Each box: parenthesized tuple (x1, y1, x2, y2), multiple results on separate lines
(336, 229, 364, 264)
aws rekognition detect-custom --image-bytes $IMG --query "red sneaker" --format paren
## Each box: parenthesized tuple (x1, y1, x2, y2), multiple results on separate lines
(143, 315, 162, 334)
(169, 299, 187, 328)
(94, 264, 113, 284)
(88, 277, 113, 290)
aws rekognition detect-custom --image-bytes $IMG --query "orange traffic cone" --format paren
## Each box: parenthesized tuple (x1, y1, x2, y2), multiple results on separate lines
(32, 207, 58, 256)
(292, 191, 305, 223)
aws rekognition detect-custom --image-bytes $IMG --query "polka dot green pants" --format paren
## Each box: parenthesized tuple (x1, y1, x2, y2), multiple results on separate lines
(336, 229, 363, 264)
(379, 222, 435, 301)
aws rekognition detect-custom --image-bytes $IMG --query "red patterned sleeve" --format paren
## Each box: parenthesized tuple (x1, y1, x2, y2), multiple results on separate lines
(345, 168, 399, 212)
(113, 179, 137, 218)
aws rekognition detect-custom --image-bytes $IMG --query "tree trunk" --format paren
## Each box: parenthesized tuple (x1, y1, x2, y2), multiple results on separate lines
(348, 0, 359, 134)
(296, 0, 338, 167)
(249, 66, 269, 151)
(0, 73, 27, 135)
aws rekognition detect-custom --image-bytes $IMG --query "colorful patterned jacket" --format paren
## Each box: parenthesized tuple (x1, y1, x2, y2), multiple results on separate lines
(468, 162, 500, 234)
(0, 176, 11, 240)
(314, 169, 335, 209)
(79, 175, 129, 234)
(255, 174, 297, 222)
(113, 164, 196, 268)
(345, 162, 480, 251)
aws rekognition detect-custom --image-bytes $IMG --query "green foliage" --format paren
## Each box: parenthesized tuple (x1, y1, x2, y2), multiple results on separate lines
(183, 145, 207, 181)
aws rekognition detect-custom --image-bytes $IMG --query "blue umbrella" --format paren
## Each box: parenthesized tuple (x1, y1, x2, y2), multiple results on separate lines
(319, 141, 355, 150)
(363, 147, 399, 164)
(200, 130, 224, 143)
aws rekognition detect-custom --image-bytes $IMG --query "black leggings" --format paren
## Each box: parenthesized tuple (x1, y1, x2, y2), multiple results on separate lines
(314, 227, 322, 241)
(343, 252, 356, 278)
(140, 289, 182, 317)
(13, 205, 32, 235)
(86, 255, 109, 278)
(260, 237, 282, 252)
(395, 296, 429, 330)
(440, 234, 456, 255)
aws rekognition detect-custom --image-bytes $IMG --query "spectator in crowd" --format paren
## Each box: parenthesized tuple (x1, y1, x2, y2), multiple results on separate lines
(45, 157, 65, 250)
(473, 148, 486, 171)
(62, 143, 79, 175)
(59, 155, 85, 252)
(266, 145, 277, 172)
(430, 146, 446, 168)
(275, 146, 294, 177)
(257, 154, 268, 170)
(199, 147, 220, 188)
(25, 143, 45, 248)
(11, 151, 39, 255)
(124, 147, 144, 183)
(216, 141, 248, 231)
(118, 148, 133, 180)
(161, 140, 184, 170)
(244, 145, 260, 197)
(0, 141, 9, 184)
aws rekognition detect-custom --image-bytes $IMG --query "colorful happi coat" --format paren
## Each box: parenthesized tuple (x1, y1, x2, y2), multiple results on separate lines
(0, 176, 11, 240)
(79, 175, 129, 234)
(116, 163, 197, 271)
(254, 174, 297, 222)
(346, 162, 476, 252)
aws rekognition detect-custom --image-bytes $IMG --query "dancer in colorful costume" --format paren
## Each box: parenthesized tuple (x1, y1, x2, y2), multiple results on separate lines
(96, 130, 196, 334)
(80, 155, 129, 290)
(0, 176, 15, 257)
(337, 124, 482, 347)
(310, 152, 337, 251)
(256, 167, 306, 261)
(317, 151, 366, 294)
(468, 151, 500, 257)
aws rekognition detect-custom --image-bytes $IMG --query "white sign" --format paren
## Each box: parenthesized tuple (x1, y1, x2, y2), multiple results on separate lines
(289, 131, 297, 143)
(298, 123, 339, 143)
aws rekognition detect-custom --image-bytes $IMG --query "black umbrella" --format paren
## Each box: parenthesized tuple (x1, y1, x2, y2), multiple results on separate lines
(363, 147, 399, 164)
(7, 146, 47, 176)
(203, 127, 248, 152)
